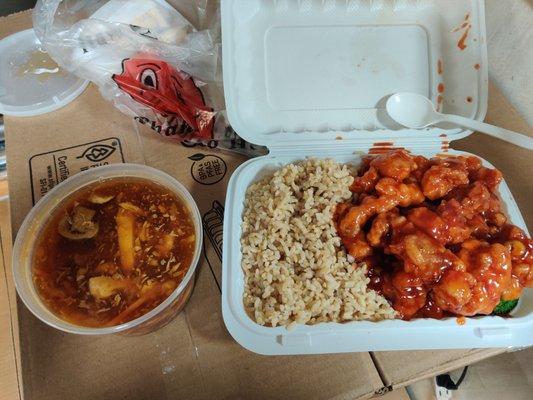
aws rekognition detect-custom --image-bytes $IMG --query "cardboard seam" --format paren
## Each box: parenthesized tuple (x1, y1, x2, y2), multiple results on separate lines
(369, 352, 392, 393)
(385, 348, 506, 390)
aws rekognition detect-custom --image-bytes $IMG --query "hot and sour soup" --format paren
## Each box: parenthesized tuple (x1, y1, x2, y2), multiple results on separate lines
(32, 178, 196, 328)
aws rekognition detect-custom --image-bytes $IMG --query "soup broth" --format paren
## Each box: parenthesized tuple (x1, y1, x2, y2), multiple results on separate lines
(32, 178, 196, 327)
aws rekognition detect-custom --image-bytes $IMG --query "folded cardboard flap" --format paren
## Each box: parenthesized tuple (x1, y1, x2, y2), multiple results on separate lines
(2, 7, 532, 400)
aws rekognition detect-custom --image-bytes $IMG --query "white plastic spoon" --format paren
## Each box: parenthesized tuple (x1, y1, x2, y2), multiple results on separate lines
(386, 92, 533, 150)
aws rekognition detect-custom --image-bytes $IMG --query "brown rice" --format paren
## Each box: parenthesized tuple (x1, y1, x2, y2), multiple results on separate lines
(241, 159, 397, 328)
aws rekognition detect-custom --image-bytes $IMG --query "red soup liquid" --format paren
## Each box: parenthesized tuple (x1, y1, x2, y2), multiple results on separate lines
(32, 178, 196, 327)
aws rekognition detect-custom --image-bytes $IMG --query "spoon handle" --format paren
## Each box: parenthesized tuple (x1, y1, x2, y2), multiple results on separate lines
(441, 114, 533, 150)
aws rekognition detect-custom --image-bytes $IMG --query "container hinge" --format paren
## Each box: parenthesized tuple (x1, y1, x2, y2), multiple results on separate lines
(268, 138, 447, 156)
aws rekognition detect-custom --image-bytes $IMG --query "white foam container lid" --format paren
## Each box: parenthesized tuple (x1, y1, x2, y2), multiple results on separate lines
(220, 0, 532, 354)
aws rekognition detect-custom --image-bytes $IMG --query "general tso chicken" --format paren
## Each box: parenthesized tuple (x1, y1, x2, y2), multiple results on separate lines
(335, 150, 532, 320)
(33, 178, 196, 327)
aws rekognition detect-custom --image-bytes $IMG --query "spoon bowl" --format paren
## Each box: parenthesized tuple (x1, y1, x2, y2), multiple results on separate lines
(386, 92, 438, 129)
(385, 92, 533, 150)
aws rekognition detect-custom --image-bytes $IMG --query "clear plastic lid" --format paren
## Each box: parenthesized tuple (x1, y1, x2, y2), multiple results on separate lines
(0, 29, 89, 117)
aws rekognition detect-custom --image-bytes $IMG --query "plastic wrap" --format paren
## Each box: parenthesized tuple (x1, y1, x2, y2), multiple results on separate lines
(33, 0, 264, 156)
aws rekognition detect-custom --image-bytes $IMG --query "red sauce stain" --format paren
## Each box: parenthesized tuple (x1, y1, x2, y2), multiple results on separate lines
(452, 21, 469, 33)
(436, 95, 443, 112)
(437, 83, 445, 93)
(452, 13, 470, 32)
(437, 59, 443, 75)
(436, 95, 444, 111)
(372, 142, 394, 147)
(458, 24, 471, 50)
(456, 316, 466, 325)
(467, 96, 473, 103)
(439, 133, 447, 138)
(474, 63, 480, 70)
(368, 147, 407, 155)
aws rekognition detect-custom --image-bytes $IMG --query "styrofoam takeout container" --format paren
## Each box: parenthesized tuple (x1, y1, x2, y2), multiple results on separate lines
(220, 0, 532, 354)
(13, 164, 203, 335)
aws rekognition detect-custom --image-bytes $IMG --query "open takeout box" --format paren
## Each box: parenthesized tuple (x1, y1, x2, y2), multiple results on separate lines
(220, 0, 532, 354)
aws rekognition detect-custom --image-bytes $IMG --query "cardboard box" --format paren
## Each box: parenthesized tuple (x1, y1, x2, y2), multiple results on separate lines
(2, 8, 532, 400)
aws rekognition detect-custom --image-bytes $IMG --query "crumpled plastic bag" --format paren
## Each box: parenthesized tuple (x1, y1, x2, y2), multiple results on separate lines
(33, 0, 265, 156)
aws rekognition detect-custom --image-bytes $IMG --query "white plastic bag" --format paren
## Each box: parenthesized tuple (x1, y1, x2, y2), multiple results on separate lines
(33, 0, 264, 155)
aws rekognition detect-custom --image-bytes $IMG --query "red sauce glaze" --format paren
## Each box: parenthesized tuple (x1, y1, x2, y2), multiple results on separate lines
(335, 150, 533, 320)
(456, 316, 466, 325)
(368, 147, 407, 155)
(437, 83, 445, 93)
(458, 25, 471, 50)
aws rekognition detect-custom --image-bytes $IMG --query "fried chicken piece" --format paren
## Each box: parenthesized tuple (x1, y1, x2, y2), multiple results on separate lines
(435, 182, 503, 243)
(432, 269, 476, 314)
(458, 182, 497, 216)
(375, 177, 425, 206)
(338, 195, 398, 237)
(501, 275, 523, 301)
(371, 150, 417, 181)
(407, 207, 450, 245)
(435, 199, 473, 244)
(406, 155, 432, 183)
(343, 231, 373, 260)
(350, 166, 379, 193)
(382, 271, 427, 319)
(431, 155, 481, 173)
(452, 240, 513, 315)
(421, 165, 469, 200)
(505, 233, 533, 291)
(367, 208, 405, 247)
(470, 166, 503, 191)
(388, 223, 465, 284)
(339, 178, 424, 238)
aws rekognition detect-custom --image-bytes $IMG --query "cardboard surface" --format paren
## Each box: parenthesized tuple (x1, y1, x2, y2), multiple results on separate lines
(0, 198, 21, 400)
(407, 348, 533, 400)
(2, 7, 532, 400)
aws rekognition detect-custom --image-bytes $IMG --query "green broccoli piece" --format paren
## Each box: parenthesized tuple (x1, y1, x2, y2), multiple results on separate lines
(492, 299, 519, 315)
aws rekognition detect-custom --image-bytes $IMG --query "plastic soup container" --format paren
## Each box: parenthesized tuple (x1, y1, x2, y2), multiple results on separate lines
(13, 163, 203, 335)
(220, 0, 532, 354)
